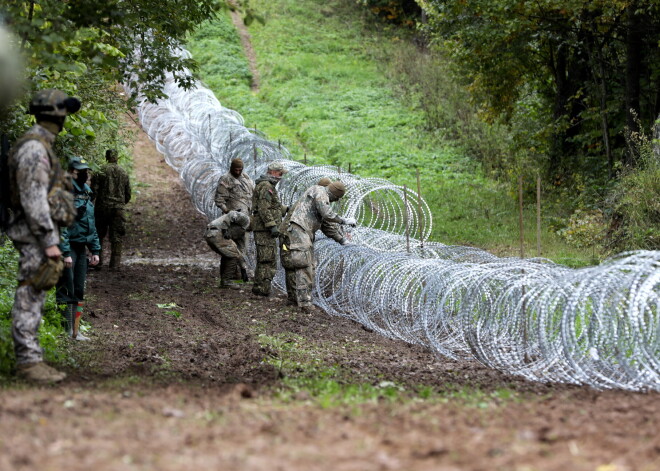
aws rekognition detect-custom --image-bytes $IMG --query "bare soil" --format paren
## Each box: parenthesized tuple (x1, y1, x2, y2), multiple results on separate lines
(0, 121, 658, 471)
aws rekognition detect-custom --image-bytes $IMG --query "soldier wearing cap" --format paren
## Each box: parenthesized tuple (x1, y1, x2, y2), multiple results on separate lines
(6, 89, 81, 383)
(56, 156, 100, 341)
(92, 149, 131, 270)
(250, 162, 288, 296)
(279, 181, 357, 309)
(214, 158, 254, 287)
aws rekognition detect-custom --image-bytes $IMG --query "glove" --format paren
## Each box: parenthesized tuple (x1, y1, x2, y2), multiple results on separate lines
(222, 229, 231, 240)
(342, 217, 357, 226)
(241, 267, 249, 282)
(270, 226, 280, 238)
(340, 239, 352, 246)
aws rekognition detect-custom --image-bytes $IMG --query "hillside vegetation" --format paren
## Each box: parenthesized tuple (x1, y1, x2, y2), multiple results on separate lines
(188, 0, 595, 265)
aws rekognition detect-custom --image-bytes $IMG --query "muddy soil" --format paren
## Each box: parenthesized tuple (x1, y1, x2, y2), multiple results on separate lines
(0, 121, 658, 471)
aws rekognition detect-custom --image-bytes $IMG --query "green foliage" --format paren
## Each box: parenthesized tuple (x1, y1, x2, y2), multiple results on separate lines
(557, 209, 607, 250)
(354, 0, 421, 26)
(606, 123, 660, 250)
(0, 237, 67, 377)
(420, 0, 660, 182)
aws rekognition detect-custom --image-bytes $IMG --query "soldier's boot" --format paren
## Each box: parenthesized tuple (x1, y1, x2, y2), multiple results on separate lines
(72, 301, 90, 341)
(16, 361, 66, 384)
(109, 241, 122, 271)
(220, 257, 240, 290)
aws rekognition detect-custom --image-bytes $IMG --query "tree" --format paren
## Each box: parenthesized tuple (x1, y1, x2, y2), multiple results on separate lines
(419, 0, 660, 179)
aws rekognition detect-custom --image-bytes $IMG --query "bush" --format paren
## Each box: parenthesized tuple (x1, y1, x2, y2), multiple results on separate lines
(605, 120, 660, 251)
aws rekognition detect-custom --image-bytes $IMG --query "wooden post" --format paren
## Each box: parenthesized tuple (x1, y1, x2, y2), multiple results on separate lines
(348, 162, 352, 174)
(253, 144, 257, 167)
(278, 139, 281, 150)
(536, 176, 541, 257)
(207, 114, 211, 138)
(304, 153, 307, 165)
(416, 168, 424, 247)
(337, 165, 341, 175)
(518, 175, 525, 259)
(403, 185, 410, 254)
(229, 131, 232, 145)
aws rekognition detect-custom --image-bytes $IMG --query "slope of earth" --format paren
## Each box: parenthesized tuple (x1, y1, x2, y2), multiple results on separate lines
(0, 121, 658, 471)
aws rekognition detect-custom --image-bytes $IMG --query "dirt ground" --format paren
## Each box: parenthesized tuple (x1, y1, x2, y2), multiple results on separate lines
(0, 121, 658, 471)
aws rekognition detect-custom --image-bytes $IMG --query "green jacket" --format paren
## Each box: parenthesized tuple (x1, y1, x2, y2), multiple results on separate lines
(251, 175, 286, 232)
(59, 180, 101, 256)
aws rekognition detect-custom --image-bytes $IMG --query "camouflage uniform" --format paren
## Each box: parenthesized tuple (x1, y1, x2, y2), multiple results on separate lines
(92, 157, 131, 269)
(7, 124, 65, 365)
(251, 174, 286, 296)
(214, 170, 254, 280)
(280, 185, 346, 307)
(205, 210, 251, 285)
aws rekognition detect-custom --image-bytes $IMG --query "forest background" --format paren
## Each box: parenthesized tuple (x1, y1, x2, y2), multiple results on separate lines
(0, 0, 659, 370)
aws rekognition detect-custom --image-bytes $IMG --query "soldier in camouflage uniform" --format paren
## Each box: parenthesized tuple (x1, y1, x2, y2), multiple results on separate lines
(205, 210, 251, 289)
(214, 158, 254, 285)
(6, 89, 81, 383)
(250, 162, 288, 296)
(92, 149, 131, 270)
(280, 181, 356, 309)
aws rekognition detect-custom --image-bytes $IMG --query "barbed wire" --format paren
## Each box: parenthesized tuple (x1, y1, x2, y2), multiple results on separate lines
(125, 61, 660, 392)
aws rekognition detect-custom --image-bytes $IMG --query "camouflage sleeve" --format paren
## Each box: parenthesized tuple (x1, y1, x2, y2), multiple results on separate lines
(320, 220, 345, 243)
(256, 184, 277, 228)
(214, 178, 229, 213)
(313, 192, 343, 224)
(16, 141, 59, 247)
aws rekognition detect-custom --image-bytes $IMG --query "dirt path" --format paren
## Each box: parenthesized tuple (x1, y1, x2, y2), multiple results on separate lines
(230, 9, 260, 92)
(0, 121, 658, 471)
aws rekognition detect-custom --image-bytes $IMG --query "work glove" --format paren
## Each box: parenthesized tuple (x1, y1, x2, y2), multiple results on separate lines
(269, 226, 280, 238)
(241, 267, 249, 282)
(341, 217, 357, 226)
(222, 229, 231, 240)
(340, 239, 352, 246)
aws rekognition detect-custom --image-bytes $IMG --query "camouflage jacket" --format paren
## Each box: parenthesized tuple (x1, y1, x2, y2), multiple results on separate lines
(6, 124, 61, 248)
(214, 172, 254, 214)
(59, 180, 101, 256)
(251, 175, 286, 232)
(92, 162, 131, 211)
(282, 185, 344, 245)
(208, 210, 251, 233)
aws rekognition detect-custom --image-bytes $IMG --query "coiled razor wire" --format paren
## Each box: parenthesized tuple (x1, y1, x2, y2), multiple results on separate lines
(125, 56, 660, 391)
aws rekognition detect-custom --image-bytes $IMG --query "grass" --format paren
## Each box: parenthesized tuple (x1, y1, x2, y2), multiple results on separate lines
(257, 333, 520, 408)
(187, 0, 594, 266)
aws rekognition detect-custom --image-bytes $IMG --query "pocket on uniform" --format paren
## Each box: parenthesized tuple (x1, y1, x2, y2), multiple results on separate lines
(282, 248, 311, 269)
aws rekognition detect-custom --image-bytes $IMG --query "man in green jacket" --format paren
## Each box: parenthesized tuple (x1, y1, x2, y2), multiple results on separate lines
(92, 149, 131, 270)
(57, 157, 100, 340)
(250, 162, 288, 296)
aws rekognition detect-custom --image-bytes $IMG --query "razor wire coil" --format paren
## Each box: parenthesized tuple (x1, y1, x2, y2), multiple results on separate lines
(125, 57, 660, 392)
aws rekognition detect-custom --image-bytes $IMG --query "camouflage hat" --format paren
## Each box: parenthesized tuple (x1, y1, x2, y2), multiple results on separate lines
(29, 89, 81, 117)
(267, 162, 288, 174)
(317, 177, 332, 187)
(327, 181, 346, 199)
(68, 156, 90, 171)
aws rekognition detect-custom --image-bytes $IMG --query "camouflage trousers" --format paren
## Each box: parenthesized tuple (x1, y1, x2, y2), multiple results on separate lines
(220, 233, 246, 282)
(96, 207, 126, 265)
(280, 224, 315, 307)
(11, 242, 49, 365)
(252, 231, 277, 295)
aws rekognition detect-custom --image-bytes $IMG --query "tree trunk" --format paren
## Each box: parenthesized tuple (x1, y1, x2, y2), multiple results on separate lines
(625, 2, 643, 167)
